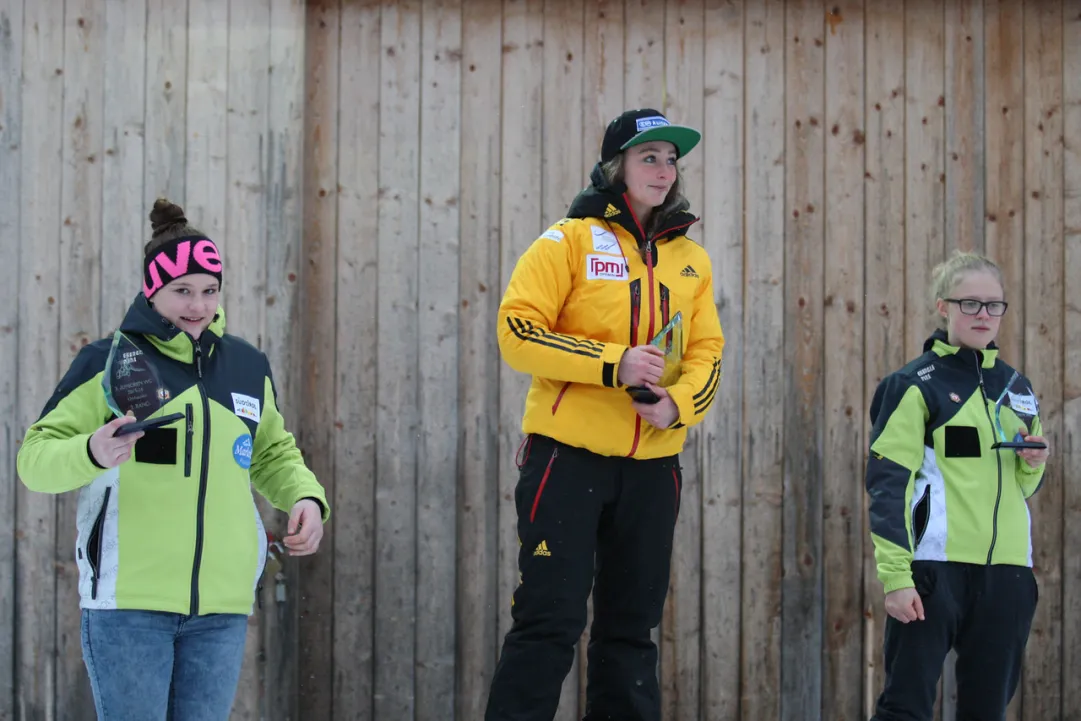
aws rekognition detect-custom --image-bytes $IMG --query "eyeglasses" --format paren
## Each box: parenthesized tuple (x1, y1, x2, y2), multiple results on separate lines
(943, 298, 1009, 317)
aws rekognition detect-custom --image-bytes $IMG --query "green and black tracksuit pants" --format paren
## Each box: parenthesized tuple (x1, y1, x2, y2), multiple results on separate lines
(871, 560, 1039, 721)
(485, 434, 683, 721)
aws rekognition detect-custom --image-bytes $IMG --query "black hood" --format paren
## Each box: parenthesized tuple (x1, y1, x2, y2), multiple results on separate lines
(566, 163, 698, 248)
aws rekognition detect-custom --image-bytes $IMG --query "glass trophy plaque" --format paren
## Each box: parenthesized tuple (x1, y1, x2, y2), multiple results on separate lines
(990, 370, 1047, 450)
(626, 311, 684, 404)
(102, 330, 185, 436)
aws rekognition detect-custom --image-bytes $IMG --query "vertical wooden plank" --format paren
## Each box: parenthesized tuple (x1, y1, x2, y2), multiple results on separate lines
(416, 1, 461, 719)
(985, 2, 1024, 717)
(781, 3, 825, 719)
(984, 0, 1025, 370)
(700, 1, 743, 717)
(298, 2, 339, 718)
(16, 2, 64, 718)
(264, 0, 307, 488)
(741, 2, 785, 719)
(660, 1, 704, 719)
(622, 0, 665, 110)
(903, 1, 945, 358)
(1021, 2, 1064, 719)
(822, 3, 865, 720)
(577, 4, 622, 709)
(186, 0, 228, 242)
(376, 3, 422, 719)
(456, 2, 502, 718)
(1061, 4, 1081, 718)
(264, 1, 307, 456)
(986, 4, 1027, 718)
(862, 4, 905, 714)
(0, 0, 22, 712)
(540, 0, 583, 228)
(903, 6, 947, 714)
(542, 0, 582, 225)
(100, 0, 147, 331)
(225, 3, 271, 718)
(144, 0, 188, 207)
(332, 2, 379, 719)
(56, 1, 104, 716)
(944, 0, 984, 255)
(541, 1, 584, 717)
(261, 1, 306, 717)
(581, 0, 623, 182)
(225, 0, 270, 343)
(497, 0, 543, 684)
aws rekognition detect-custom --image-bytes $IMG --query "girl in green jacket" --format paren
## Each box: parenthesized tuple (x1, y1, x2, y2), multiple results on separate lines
(866, 251, 1048, 720)
(17, 199, 329, 721)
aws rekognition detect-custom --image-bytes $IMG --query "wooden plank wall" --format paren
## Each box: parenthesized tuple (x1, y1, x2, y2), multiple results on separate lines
(1, 0, 1079, 719)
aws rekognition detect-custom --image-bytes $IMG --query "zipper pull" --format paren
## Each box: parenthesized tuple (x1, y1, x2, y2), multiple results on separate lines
(195, 344, 203, 378)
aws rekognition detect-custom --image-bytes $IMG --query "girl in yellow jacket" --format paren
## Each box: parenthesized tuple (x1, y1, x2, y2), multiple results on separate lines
(486, 109, 724, 721)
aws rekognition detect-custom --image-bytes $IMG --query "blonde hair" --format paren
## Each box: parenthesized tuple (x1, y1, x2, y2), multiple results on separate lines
(600, 154, 690, 241)
(930, 251, 1005, 330)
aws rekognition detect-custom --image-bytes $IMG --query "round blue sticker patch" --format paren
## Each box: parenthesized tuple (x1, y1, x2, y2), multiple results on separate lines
(233, 434, 253, 469)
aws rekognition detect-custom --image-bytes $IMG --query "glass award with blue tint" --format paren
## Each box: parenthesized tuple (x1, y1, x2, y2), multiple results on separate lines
(626, 311, 684, 404)
(991, 370, 1047, 450)
(102, 330, 185, 437)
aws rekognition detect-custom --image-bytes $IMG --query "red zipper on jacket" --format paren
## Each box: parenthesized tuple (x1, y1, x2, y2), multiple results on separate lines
(621, 199, 697, 458)
(552, 382, 571, 414)
(624, 198, 649, 457)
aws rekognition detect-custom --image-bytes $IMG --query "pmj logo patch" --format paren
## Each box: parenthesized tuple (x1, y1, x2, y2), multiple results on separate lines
(586, 254, 628, 281)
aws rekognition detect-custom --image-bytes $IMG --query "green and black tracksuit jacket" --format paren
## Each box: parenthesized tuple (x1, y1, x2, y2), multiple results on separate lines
(866, 330, 1046, 594)
(17, 294, 329, 616)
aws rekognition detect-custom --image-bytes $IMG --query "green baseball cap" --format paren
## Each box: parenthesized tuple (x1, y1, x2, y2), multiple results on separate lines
(601, 108, 701, 162)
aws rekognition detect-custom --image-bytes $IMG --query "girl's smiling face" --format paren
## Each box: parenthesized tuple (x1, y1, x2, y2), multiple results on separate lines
(152, 275, 220, 339)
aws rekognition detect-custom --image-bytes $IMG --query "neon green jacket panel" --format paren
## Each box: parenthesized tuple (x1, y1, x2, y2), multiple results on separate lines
(866, 331, 1046, 594)
(16, 295, 329, 615)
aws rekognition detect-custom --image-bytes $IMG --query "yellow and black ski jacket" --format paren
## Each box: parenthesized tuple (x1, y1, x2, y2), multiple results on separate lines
(497, 165, 725, 459)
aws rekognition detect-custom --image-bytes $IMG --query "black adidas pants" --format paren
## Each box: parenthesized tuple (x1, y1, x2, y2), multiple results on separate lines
(871, 560, 1039, 721)
(484, 434, 683, 721)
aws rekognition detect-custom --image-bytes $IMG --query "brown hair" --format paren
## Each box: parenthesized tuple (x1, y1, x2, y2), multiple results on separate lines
(145, 198, 206, 257)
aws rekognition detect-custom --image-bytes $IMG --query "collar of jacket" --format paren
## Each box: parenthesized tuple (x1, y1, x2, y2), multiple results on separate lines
(118, 292, 226, 364)
(923, 328, 999, 369)
(566, 163, 699, 248)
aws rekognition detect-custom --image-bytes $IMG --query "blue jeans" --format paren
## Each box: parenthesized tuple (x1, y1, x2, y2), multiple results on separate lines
(80, 609, 249, 721)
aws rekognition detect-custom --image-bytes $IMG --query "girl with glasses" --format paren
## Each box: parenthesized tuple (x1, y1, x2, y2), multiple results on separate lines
(865, 250, 1049, 720)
